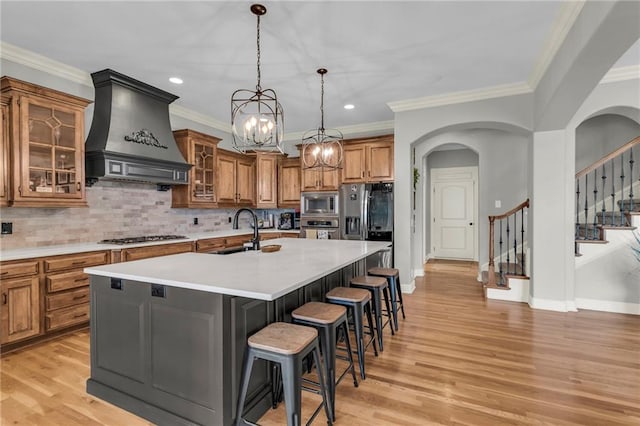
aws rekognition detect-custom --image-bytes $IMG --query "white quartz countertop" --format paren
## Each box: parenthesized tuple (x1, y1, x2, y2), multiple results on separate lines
(0, 228, 298, 262)
(84, 238, 391, 301)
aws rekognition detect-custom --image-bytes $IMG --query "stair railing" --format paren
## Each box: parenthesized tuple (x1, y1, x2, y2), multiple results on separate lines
(575, 136, 640, 243)
(488, 199, 529, 287)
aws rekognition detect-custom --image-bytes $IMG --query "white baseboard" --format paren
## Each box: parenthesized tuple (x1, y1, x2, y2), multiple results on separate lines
(529, 297, 579, 312)
(414, 268, 425, 277)
(486, 279, 529, 303)
(575, 298, 640, 315)
(401, 279, 416, 294)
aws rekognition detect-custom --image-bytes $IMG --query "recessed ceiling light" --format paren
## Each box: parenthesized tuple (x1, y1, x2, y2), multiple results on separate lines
(344, 104, 355, 110)
(169, 77, 183, 84)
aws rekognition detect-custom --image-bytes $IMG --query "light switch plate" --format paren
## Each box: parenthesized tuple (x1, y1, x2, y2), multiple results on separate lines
(495, 200, 501, 208)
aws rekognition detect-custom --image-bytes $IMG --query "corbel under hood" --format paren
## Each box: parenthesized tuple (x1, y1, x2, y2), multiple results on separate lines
(84, 69, 191, 188)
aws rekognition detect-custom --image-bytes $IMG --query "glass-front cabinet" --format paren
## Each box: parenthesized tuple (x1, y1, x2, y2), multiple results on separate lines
(1, 77, 91, 207)
(171, 129, 220, 208)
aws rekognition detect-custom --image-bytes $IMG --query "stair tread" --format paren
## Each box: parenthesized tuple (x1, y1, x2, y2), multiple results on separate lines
(575, 239, 609, 244)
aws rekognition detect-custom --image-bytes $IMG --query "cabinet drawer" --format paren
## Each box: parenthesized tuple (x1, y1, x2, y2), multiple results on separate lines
(196, 238, 226, 253)
(45, 303, 89, 331)
(225, 235, 252, 247)
(121, 241, 194, 262)
(0, 259, 39, 279)
(46, 270, 89, 293)
(46, 287, 89, 311)
(44, 251, 109, 273)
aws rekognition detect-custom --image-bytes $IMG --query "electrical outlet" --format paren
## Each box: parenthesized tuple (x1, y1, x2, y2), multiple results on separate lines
(1, 222, 12, 235)
(495, 200, 501, 208)
(193, 217, 199, 225)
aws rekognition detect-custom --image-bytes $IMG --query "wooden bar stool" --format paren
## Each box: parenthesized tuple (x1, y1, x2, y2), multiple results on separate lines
(291, 302, 358, 422)
(368, 267, 405, 331)
(235, 322, 332, 426)
(325, 287, 378, 380)
(349, 275, 394, 351)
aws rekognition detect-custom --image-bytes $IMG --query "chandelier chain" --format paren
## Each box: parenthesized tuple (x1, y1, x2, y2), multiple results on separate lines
(320, 72, 325, 131)
(256, 14, 261, 91)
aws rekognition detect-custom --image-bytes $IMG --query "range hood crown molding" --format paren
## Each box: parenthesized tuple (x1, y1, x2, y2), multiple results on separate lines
(85, 68, 191, 187)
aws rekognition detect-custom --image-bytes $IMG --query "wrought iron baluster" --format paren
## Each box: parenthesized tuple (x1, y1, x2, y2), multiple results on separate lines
(520, 207, 525, 275)
(584, 174, 589, 238)
(611, 159, 616, 226)
(620, 153, 625, 225)
(506, 217, 510, 271)
(601, 164, 606, 225)
(592, 169, 598, 239)
(512, 213, 517, 275)
(499, 219, 503, 285)
(629, 146, 635, 213)
(576, 178, 581, 240)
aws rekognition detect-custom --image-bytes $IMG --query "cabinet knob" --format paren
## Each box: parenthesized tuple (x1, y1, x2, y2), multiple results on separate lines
(2, 293, 7, 305)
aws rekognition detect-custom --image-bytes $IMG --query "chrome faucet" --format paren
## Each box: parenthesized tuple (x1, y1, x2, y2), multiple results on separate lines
(232, 208, 260, 250)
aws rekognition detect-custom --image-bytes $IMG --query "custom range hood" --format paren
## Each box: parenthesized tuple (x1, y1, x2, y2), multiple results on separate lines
(85, 69, 191, 189)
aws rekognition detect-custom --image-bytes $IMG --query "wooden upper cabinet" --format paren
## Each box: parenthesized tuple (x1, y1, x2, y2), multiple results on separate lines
(253, 152, 279, 208)
(299, 147, 341, 191)
(341, 135, 394, 183)
(0, 100, 8, 207)
(216, 148, 255, 206)
(171, 129, 220, 208)
(1, 77, 91, 207)
(278, 157, 301, 208)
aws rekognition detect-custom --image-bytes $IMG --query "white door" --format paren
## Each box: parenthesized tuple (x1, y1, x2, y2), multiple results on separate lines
(431, 167, 477, 260)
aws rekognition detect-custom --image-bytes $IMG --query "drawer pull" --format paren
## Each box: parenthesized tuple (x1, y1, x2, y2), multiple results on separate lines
(72, 261, 86, 266)
(73, 295, 87, 300)
(2, 293, 6, 305)
(73, 313, 87, 319)
(74, 278, 87, 283)
(1, 271, 8, 276)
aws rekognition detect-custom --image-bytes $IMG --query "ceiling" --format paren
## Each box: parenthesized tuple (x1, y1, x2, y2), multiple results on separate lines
(1, 1, 638, 141)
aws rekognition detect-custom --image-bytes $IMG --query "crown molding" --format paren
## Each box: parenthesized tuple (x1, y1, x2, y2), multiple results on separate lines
(600, 65, 640, 84)
(527, 1, 585, 90)
(387, 82, 532, 113)
(169, 104, 231, 132)
(282, 120, 394, 142)
(1, 41, 93, 86)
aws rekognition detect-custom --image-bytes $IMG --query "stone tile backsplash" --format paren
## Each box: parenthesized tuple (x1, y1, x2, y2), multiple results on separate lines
(0, 180, 293, 250)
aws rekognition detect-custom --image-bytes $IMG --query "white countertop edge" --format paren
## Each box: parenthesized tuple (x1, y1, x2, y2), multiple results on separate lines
(0, 228, 299, 262)
(84, 240, 391, 301)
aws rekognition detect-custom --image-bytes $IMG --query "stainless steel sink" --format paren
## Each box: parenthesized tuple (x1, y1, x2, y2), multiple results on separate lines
(207, 246, 254, 255)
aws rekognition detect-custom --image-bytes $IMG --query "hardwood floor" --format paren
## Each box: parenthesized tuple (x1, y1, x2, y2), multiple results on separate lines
(2, 259, 639, 425)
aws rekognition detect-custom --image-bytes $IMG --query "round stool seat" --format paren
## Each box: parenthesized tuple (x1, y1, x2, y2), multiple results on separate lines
(292, 302, 346, 324)
(248, 322, 317, 355)
(350, 275, 387, 288)
(326, 287, 370, 304)
(368, 267, 399, 277)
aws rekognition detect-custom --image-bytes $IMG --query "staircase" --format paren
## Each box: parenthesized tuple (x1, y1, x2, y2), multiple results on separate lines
(482, 199, 531, 302)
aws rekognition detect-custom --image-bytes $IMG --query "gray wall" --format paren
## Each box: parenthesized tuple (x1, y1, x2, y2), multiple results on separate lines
(575, 114, 640, 172)
(416, 129, 529, 270)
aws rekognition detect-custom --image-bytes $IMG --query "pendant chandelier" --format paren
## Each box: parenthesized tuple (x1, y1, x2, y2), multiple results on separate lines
(231, 4, 284, 153)
(301, 68, 343, 169)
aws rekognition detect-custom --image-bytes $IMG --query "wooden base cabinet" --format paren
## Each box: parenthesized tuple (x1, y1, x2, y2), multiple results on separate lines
(0, 276, 40, 344)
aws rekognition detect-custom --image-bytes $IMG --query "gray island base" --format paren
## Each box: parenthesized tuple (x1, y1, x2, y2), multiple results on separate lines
(84, 238, 390, 425)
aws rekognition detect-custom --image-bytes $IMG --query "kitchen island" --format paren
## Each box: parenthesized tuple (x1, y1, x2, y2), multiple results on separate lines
(84, 238, 390, 426)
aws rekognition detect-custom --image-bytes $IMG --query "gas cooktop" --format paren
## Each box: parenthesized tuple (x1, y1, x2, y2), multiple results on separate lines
(98, 235, 188, 245)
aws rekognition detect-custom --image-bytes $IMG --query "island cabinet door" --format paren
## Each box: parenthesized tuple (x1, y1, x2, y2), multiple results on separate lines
(88, 277, 227, 426)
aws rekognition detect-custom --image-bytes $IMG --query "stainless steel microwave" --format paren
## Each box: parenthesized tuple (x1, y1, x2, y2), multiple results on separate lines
(301, 191, 339, 215)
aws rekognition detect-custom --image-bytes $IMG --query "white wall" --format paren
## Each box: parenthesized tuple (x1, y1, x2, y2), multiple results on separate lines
(575, 114, 640, 172)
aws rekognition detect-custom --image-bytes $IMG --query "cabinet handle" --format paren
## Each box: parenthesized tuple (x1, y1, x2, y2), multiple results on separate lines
(2, 293, 6, 305)
(74, 278, 87, 283)
(18, 186, 22, 195)
(1, 271, 8, 276)
(362, 171, 364, 178)
(76, 182, 81, 191)
(73, 313, 87, 318)
(368, 170, 371, 177)
(73, 295, 87, 300)
(72, 261, 86, 266)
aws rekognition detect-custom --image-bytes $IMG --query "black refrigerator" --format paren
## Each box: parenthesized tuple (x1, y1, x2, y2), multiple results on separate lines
(340, 182, 393, 267)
